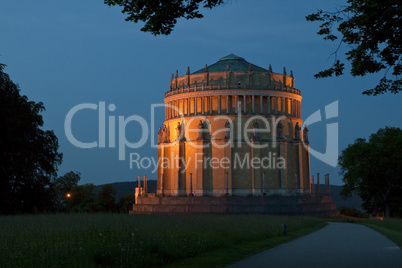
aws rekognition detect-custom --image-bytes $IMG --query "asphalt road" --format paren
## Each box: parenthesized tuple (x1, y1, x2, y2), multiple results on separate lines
(227, 222, 402, 268)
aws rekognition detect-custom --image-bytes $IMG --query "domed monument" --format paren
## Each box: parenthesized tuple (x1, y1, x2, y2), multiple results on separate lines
(131, 54, 337, 216)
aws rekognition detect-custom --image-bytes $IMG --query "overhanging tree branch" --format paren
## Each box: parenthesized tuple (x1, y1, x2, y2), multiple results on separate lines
(306, 0, 402, 95)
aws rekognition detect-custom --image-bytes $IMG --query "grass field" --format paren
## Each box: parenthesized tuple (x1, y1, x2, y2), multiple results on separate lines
(360, 218, 402, 248)
(0, 214, 325, 267)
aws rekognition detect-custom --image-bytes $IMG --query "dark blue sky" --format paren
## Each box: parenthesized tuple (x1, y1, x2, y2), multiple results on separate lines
(1, 0, 401, 185)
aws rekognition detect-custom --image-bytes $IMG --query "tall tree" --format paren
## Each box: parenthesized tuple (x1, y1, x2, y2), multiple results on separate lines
(306, 0, 402, 95)
(339, 127, 402, 217)
(104, 0, 224, 35)
(0, 63, 62, 214)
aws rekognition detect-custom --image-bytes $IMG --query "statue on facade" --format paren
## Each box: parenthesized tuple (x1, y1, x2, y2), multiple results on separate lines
(197, 120, 204, 140)
(157, 127, 163, 144)
(277, 121, 284, 141)
(294, 122, 301, 141)
(303, 125, 310, 145)
(252, 120, 260, 141)
(176, 122, 183, 141)
(162, 124, 167, 143)
(224, 120, 231, 140)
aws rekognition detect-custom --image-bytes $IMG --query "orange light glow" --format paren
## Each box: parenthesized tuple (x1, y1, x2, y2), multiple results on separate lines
(66, 193, 71, 198)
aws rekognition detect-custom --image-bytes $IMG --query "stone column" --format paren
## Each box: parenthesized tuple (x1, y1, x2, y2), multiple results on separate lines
(177, 170, 181, 196)
(285, 98, 288, 115)
(167, 102, 170, 119)
(267, 96, 271, 115)
(194, 97, 197, 115)
(274, 97, 278, 114)
(210, 96, 213, 114)
(278, 141, 288, 189)
(187, 98, 190, 116)
(160, 173, 164, 196)
(144, 175, 147, 196)
(297, 142, 304, 190)
(251, 140, 261, 196)
(226, 95, 230, 114)
(260, 95, 263, 114)
(202, 96, 205, 115)
(243, 95, 247, 114)
(252, 95, 255, 114)
(196, 140, 204, 196)
(218, 95, 221, 114)
(281, 98, 285, 115)
(138, 175, 141, 196)
(235, 95, 238, 114)
(224, 138, 232, 196)
(189, 173, 193, 196)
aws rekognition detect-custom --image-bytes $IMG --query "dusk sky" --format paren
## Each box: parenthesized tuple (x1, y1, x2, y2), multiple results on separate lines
(1, 0, 401, 186)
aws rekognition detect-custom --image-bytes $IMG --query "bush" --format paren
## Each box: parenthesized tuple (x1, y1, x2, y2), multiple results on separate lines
(339, 206, 369, 218)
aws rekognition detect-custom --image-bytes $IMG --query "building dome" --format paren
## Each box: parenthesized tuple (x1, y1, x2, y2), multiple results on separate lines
(167, 54, 299, 95)
(192, 54, 268, 73)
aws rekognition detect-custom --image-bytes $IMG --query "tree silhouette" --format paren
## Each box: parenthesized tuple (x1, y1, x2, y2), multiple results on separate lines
(0, 63, 62, 214)
(339, 127, 402, 217)
(306, 0, 401, 95)
(104, 0, 224, 35)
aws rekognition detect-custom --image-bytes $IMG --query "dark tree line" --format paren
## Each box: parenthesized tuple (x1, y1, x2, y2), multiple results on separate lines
(54, 172, 135, 214)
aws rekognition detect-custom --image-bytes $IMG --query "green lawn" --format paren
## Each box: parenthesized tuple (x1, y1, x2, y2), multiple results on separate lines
(0, 214, 325, 267)
(360, 218, 402, 247)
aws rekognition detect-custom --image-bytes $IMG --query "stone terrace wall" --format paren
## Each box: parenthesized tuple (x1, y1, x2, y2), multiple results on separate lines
(130, 195, 339, 217)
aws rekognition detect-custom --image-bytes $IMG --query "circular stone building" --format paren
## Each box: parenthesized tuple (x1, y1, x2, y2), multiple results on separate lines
(131, 54, 337, 216)
(157, 54, 310, 197)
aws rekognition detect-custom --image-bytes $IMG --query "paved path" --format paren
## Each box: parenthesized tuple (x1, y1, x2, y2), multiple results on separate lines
(228, 222, 402, 268)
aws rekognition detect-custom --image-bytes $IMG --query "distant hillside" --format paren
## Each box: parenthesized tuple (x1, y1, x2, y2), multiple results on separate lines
(96, 182, 363, 210)
(95, 181, 157, 201)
